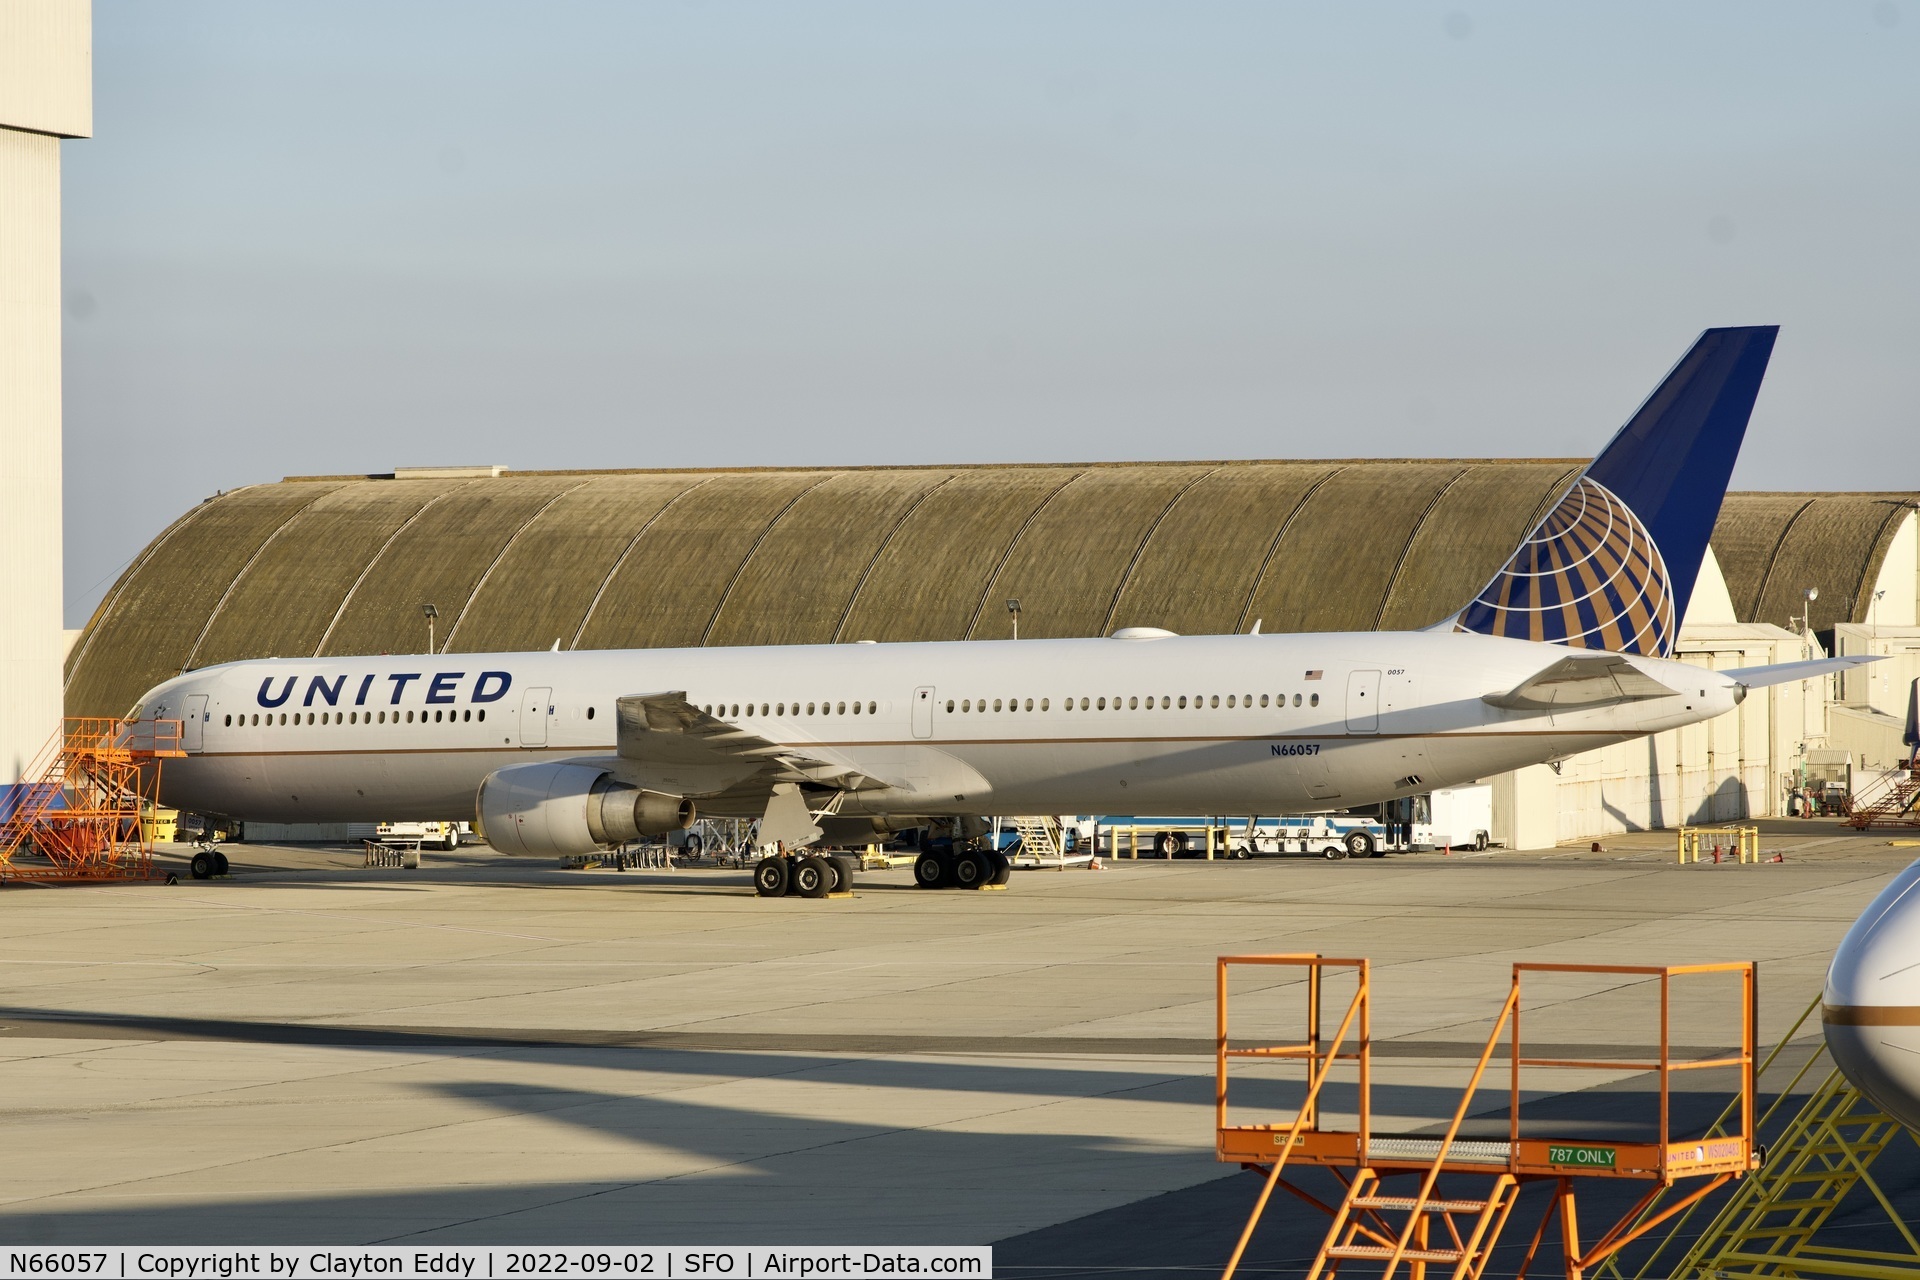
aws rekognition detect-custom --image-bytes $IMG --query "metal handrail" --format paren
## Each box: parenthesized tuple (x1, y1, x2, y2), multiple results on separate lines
(1218, 955, 1370, 1280)
(1379, 983, 1520, 1280)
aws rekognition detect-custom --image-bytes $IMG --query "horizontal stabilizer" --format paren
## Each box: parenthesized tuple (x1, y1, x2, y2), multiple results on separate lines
(1722, 654, 1882, 690)
(1485, 654, 1679, 712)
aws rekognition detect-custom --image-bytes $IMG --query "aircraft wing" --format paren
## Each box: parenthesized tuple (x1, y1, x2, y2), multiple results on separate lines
(1721, 654, 1881, 689)
(614, 692, 899, 796)
(1483, 654, 1680, 712)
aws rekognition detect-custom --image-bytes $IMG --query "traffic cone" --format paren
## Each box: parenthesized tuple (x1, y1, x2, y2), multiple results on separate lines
(1087, 855, 1105, 871)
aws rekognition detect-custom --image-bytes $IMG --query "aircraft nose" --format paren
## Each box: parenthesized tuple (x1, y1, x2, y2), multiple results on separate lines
(1823, 859, 1920, 1131)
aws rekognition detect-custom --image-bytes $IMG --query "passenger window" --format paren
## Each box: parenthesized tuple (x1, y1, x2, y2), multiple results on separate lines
(1211, 695, 1220, 708)
(1040, 698, 1048, 711)
(1080, 697, 1090, 710)
(478, 709, 485, 722)
(224, 714, 231, 726)
(1024, 698, 1034, 711)
(1097, 697, 1106, 710)
(1293, 694, 1302, 707)
(1311, 693, 1320, 707)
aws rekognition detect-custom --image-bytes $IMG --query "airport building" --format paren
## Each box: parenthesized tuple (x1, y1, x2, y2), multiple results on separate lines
(64, 462, 1920, 848)
(1, 2, 89, 786)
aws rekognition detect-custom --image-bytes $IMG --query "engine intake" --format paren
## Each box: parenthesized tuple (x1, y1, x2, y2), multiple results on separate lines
(477, 761, 693, 856)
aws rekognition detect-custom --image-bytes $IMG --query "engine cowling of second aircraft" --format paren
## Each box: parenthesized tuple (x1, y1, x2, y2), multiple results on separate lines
(477, 761, 694, 856)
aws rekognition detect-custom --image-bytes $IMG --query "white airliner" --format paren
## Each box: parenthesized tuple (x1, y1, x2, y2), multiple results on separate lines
(132, 326, 1873, 892)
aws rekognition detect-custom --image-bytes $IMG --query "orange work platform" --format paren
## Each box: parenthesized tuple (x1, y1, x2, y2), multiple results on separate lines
(0, 717, 184, 883)
(1216, 955, 1757, 1280)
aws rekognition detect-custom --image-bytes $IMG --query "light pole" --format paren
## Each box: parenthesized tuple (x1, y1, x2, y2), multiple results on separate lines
(1006, 598, 1021, 640)
(1799, 587, 1818, 660)
(422, 602, 439, 655)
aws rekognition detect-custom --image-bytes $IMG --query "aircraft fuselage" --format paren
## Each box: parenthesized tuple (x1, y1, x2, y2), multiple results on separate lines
(135, 629, 1742, 825)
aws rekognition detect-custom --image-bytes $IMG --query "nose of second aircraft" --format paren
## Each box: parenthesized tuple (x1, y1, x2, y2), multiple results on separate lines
(1823, 859, 1920, 1132)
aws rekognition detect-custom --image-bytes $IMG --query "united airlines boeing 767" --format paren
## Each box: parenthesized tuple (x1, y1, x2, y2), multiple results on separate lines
(130, 326, 1874, 890)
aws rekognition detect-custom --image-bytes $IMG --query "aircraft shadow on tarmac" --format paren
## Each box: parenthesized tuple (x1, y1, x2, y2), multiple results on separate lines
(7, 1008, 1896, 1272)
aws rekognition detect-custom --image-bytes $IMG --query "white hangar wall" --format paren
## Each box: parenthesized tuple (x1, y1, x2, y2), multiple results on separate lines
(0, 1, 89, 784)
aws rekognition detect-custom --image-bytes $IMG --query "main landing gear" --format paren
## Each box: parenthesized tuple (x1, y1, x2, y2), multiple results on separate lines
(753, 851, 860, 899)
(913, 848, 1011, 890)
(188, 844, 230, 880)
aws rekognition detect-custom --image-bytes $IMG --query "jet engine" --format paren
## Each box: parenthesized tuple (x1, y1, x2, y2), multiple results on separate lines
(477, 761, 693, 856)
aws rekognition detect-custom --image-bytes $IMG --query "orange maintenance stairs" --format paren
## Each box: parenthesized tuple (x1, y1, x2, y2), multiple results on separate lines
(1216, 955, 1757, 1280)
(0, 717, 184, 883)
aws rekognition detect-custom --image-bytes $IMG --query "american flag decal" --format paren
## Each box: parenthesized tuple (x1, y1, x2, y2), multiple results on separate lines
(1453, 477, 1675, 658)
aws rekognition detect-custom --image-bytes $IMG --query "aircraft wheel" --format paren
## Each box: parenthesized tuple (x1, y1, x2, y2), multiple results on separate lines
(953, 849, 993, 889)
(1322, 845, 1348, 861)
(213, 851, 230, 876)
(189, 850, 215, 880)
(913, 851, 949, 889)
(1155, 831, 1187, 858)
(828, 854, 858, 892)
(987, 851, 1011, 885)
(1345, 831, 1376, 859)
(793, 855, 831, 899)
(754, 856, 790, 897)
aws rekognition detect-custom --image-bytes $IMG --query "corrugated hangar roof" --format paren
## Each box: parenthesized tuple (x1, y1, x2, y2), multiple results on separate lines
(63, 463, 1919, 720)
(1711, 491, 1919, 634)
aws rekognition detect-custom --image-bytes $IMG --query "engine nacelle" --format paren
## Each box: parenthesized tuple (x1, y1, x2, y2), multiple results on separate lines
(477, 761, 693, 856)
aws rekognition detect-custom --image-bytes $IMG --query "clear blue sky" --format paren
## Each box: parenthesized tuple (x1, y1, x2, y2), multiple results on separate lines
(63, 1, 1918, 626)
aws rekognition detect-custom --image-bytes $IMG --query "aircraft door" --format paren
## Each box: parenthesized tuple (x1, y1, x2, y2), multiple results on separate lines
(182, 694, 208, 753)
(911, 687, 935, 739)
(520, 686, 552, 747)
(1346, 670, 1380, 734)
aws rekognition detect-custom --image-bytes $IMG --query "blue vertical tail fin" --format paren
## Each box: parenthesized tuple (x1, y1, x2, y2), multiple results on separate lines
(1446, 325, 1778, 656)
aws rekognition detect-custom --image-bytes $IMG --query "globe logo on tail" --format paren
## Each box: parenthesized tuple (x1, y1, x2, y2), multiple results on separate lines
(1454, 478, 1675, 657)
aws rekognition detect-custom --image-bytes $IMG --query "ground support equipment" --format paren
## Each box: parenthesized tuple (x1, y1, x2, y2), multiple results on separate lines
(1845, 765, 1920, 830)
(1678, 825, 1761, 864)
(1214, 955, 1758, 1280)
(363, 840, 422, 869)
(0, 718, 183, 884)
